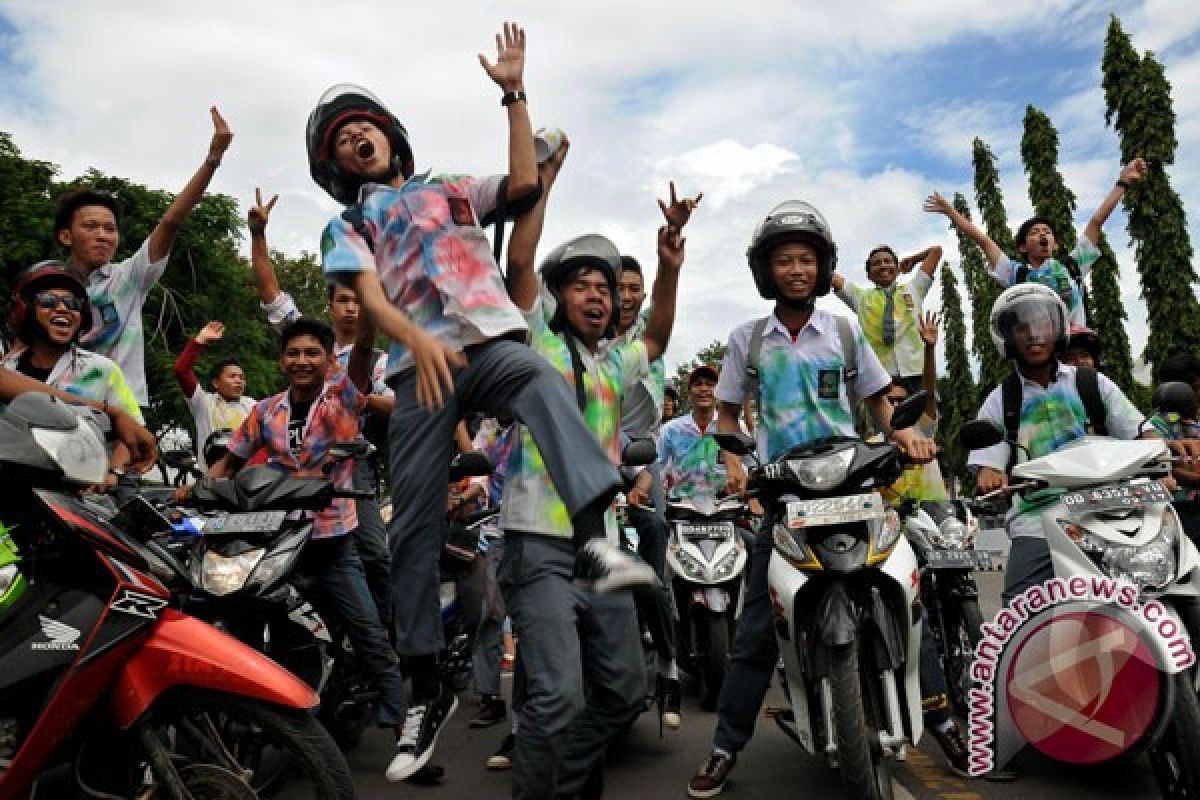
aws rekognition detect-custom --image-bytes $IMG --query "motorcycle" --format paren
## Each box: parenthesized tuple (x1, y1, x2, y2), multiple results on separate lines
(664, 493, 749, 710)
(960, 380, 1200, 797)
(0, 392, 354, 798)
(714, 392, 930, 800)
(899, 500, 987, 714)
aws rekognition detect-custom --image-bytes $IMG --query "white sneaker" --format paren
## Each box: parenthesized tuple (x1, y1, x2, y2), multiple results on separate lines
(578, 539, 657, 593)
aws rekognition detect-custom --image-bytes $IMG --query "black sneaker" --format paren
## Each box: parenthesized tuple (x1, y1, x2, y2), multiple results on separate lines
(487, 733, 515, 771)
(576, 539, 656, 592)
(385, 689, 459, 782)
(929, 720, 970, 778)
(469, 694, 507, 728)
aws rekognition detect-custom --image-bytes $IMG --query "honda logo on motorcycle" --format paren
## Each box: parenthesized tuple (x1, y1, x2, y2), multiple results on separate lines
(32, 615, 81, 651)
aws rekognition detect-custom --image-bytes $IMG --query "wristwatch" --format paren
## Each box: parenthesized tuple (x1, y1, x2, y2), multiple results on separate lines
(500, 89, 527, 107)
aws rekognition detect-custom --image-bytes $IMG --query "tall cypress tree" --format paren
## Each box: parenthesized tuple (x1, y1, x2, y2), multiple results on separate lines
(938, 264, 975, 491)
(1102, 15, 1200, 374)
(972, 137, 1015, 257)
(1020, 105, 1136, 393)
(953, 191, 1006, 396)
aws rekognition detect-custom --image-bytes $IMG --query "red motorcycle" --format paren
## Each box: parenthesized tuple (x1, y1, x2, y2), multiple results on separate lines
(0, 393, 354, 799)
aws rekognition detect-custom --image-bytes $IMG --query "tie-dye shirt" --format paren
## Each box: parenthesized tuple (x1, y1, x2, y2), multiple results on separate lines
(320, 174, 527, 378)
(968, 363, 1144, 539)
(80, 238, 169, 406)
(472, 418, 517, 508)
(613, 308, 666, 439)
(880, 414, 948, 505)
(227, 370, 367, 539)
(714, 310, 891, 461)
(990, 234, 1100, 327)
(2, 345, 143, 423)
(500, 299, 648, 540)
(835, 271, 932, 378)
(658, 413, 725, 499)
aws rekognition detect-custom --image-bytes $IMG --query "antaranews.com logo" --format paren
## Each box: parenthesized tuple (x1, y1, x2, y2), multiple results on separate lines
(967, 575, 1196, 775)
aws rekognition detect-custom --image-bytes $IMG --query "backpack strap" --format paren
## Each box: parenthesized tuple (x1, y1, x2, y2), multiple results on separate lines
(744, 316, 771, 410)
(1014, 263, 1029, 285)
(1001, 372, 1023, 474)
(1075, 365, 1107, 436)
(341, 204, 374, 253)
(834, 315, 859, 390)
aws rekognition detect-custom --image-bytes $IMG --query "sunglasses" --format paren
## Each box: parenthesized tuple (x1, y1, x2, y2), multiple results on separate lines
(33, 292, 86, 312)
(886, 395, 907, 406)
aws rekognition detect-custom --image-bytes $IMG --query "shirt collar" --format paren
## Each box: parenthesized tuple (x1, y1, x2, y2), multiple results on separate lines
(1016, 360, 1072, 389)
(765, 308, 829, 339)
(687, 412, 717, 434)
(358, 170, 433, 202)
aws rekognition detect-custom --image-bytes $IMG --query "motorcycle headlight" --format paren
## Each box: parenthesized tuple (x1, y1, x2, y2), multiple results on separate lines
(196, 549, 265, 596)
(671, 543, 706, 579)
(935, 518, 974, 550)
(31, 423, 108, 485)
(714, 549, 740, 579)
(773, 521, 820, 569)
(869, 510, 903, 562)
(246, 528, 310, 592)
(1061, 509, 1178, 594)
(786, 449, 854, 492)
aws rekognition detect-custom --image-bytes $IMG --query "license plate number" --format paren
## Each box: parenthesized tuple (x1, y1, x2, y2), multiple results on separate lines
(786, 493, 884, 529)
(680, 523, 735, 539)
(202, 511, 288, 535)
(1061, 481, 1171, 514)
(925, 549, 992, 570)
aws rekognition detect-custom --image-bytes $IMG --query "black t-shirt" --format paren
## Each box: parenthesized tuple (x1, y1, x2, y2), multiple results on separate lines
(288, 396, 315, 457)
(16, 349, 52, 384)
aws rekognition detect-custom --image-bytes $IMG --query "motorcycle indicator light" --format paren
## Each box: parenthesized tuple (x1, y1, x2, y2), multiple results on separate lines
(773, 522, 822, 571)
(867, 510, 903, 564)
(786, 448, 854, 491)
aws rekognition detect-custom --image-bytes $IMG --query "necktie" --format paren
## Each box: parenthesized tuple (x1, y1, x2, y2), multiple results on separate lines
(882, 287, 896, 345)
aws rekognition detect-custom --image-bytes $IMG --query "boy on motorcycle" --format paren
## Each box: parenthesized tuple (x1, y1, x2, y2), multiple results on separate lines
(499, 134, 691, 798)
(688, 201, 937, 798)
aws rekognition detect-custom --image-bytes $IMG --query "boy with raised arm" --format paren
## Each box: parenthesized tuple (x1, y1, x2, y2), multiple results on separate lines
(173, 321, 255, 471)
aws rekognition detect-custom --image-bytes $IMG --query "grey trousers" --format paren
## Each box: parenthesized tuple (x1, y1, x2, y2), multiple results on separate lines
(472, 537, 507, 698)
(1002, 536, 1054, 606)
(352, 456, 392, 629)
(386, 338, 622, 656)
(501, 533, 644, 800)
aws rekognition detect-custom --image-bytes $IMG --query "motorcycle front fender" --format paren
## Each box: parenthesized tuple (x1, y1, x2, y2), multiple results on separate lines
(816, 581, 857, 648)
(110, 609, 319, 729)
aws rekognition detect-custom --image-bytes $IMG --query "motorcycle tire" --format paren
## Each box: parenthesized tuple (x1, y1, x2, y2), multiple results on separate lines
(701, 615, 730, 712)
(947, 598, 984, 715)
(1148, 671, 1200, 799)
(144, 692, 355, 799)
(828, 641, 895, 800)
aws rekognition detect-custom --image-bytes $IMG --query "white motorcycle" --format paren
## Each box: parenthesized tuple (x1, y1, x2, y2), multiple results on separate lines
(715, 393, 929, 800)
(961, 380, 1200, 797)
(664, 493, 750, 710)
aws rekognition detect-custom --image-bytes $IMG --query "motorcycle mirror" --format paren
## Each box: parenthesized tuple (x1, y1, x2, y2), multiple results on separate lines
(329, 440, 375, 464)
(890, 390, 928, 431)
(713, 431, 755, 457)
(960, 419, 1005, 451)
(621, 438, 658, 467)
(448, 450, 494, 482)
(1152, 381, 1196, 416)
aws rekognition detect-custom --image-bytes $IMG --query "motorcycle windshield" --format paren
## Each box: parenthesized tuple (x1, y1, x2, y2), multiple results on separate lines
(1012, 436, 1166, 489)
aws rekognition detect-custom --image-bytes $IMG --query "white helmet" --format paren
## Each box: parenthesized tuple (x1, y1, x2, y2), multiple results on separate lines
(989, 283, 1069, 360)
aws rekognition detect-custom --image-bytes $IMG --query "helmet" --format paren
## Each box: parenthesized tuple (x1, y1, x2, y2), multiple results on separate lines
(306, 84, 414, 205)
(1067, 324, 1101, 359)
(745, 201, 837, 300)
(989, 283, 1069, 360)
(539, 234, 622, 338)
(7, 260, 93, 343)
(202, 429, 233, 468)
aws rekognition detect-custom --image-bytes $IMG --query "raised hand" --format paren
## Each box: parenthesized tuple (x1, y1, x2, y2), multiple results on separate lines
(478, 21, 526, 92)
(196, 321, 225, 345)
(1120, 157, 1148, 184)
(658, 181, 703, 232)
(657, 225, 686, 272)
(922, 191, 953, 217)
(209, 106, 233, 161)
(918, 311, 942, 347)
(248, 187, 278, 235)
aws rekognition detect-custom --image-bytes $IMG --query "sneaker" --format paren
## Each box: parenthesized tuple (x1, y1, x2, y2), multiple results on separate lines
(469, 694, 507, 728)
(487, 733, 515, 771)
(687, 750, 736, 798)
(385, 689, 459, 782)
(657, 675, 682, 730)
(929, 720, 970, 778)
(576, 539, 657, 593)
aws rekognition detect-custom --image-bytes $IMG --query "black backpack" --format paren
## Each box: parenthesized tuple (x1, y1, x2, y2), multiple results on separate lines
(1000, 365, 1106, 473)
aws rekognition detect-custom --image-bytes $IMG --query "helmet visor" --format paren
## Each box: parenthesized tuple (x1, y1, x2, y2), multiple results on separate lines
(997, 295, 1063, 348)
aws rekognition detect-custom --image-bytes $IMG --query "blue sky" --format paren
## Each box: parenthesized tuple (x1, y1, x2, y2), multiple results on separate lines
(0, 0, 1197, 376)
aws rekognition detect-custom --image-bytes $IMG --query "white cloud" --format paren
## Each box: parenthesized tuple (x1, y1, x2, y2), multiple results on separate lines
(652, 140, 798, 209)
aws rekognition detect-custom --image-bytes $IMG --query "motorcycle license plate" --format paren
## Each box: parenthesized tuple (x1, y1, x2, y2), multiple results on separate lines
(202, 511, 288, 535)
(680, 523, 735, 539)
(785, 493, 884, 529)
(925, 549, 992, 570)
(1061, 481, 1171, 515)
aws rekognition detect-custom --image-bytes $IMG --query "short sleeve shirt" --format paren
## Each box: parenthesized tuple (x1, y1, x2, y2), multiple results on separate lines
(3, 345, 143, 423)
(658, 413, 725, 499)
(500, 299, 648, 540)
(989, 234, 1100, 327)
(80, 238, 169, 406)
(320, 175, 527, 378)
(968, 363, 1144, 538)
(227, 370, 367, 539)
(714, 310, 891, 461)
(835, 270, 933, 378)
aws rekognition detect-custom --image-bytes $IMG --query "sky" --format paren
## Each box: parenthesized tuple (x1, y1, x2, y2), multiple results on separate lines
(1, 0, 1199, 379)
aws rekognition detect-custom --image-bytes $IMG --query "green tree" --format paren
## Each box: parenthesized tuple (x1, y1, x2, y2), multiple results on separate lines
(972, 137, 1015, 257)
(1102, 15, 1200, 374)
(0, 132, 59, 290)
(670, 339, 726, 412)
(1020, 105, 1136, 393)
(951, 192, 1006, 395)
(938, 264, 975, 492)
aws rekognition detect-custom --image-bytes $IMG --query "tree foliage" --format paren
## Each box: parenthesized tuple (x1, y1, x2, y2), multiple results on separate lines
(971, 138, 1015, 257)
(1102, 15, 1200, 374)
(937, 265, 975, 491)
(951, 192, 1006, 396)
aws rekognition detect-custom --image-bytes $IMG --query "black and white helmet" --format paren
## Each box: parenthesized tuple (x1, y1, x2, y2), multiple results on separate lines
(306, 84, 414, 205)
(989, 283, 1069, 360)
(745, 201, 838, 300)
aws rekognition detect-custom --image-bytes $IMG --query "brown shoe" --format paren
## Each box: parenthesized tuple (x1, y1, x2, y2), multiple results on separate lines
(688, 751, 736, 798)
(930, 721, 970, 778)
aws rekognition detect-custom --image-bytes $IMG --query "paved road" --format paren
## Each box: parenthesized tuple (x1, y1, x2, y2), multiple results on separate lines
(312, 571, 1167, 799)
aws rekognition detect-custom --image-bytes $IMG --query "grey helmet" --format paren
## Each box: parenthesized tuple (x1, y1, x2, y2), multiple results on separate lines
(745, 200, 838, 300)
(989, 283, 1069, 360)
(539, 234, 622, 338)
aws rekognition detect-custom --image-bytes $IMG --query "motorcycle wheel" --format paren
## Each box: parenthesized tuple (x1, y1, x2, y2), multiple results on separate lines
(946, 597, 984, 715)
(828, 641, 894, 800)
(701, 615, 730, 712)
(1148, 671, 1200, 799)
(142, 692, 354, 799)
